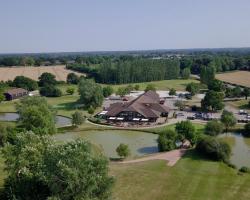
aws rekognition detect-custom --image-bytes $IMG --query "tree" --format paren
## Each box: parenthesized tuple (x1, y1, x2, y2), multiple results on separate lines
(196, 137, 231, 162)
(201, 90, 224, 111)
(66, 73, 79, 84)
(16, 96, 56, 135)
(66, 87, 75, 95)
(181, 67, 190, 79)
(72, 111, 85, 126)
(134, 84, 140, 91)
(232, 86, 242, 97)
(174, 100, 185, 111)
(200, 65, 216, 85)
(12, 76, 38, 91)
(157, 129, 177, 152)
(103, 86, 113, 97)
(186, 82, 200, 96)
(221, 110, 237, 132)
(38, 72, 57, 86)
(40, 85, 62, 97)
(116, 143, 130, 158)
(242, 88, 250, 100)
(175, 121, 197, 145)
(169, 88, 176, 96)
(243, 122, 250, 137)
(208, 79, 224, 92)
(0, 88, 5, 102)
(78, 79, 103, 109)
(2, 132, 114, 200)
(204, 120, 224, 136)
(145, 84, 156, 92)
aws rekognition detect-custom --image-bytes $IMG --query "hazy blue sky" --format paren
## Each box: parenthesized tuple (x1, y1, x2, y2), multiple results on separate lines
(0, 0, 250, 53)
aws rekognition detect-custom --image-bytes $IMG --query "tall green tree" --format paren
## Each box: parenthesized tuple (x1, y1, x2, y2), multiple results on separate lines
(220, 110, 237, 132)
(16, 96, 56, 135)
(38, 72, 57, 87)
(78, 79, 104, 108)
(181, 67, 191, 79)
(242, 87, 250, 100)
(175, 121, 197, 145)
(12, 76, 38, 91)
(200, 66, 216, 85)
(201, 90, 224, 111)
(2, 132, 114, 200)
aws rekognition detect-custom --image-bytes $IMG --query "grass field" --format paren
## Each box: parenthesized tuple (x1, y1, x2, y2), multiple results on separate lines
(216, 71, 250, 88)
(226, 99, 250, 111)
(0, 65, 84, 82)
(110, 150, 250, 200)
(103, 79, 199, 91)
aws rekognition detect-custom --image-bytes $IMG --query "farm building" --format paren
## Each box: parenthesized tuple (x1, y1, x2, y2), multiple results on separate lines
(4, 88, 28, 101)
(103, 90, 170, 122)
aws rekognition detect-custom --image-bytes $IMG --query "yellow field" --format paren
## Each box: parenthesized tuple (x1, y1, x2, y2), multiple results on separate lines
(0, 65, 84, 82)
(216, 71, 250, 88)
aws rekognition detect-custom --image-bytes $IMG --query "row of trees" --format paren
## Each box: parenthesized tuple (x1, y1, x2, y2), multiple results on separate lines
(67, 58, 181, 84)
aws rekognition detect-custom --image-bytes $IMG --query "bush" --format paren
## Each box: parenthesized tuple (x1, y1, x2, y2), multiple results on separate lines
(169, 88, 176, 96)
(157, 130, 177, 152)
(87, 106, 95, 114)
(145, 84, 156, 92)
(196, 137, 231, 162)
(66, 87, 75, 95)
(72, 111, 85, 126)
(221, 110, 237, 132)
(116, 143, 130, 158)
(239, 166, 250, 173)
(103, 86, 113, 97)
(204, 120, 224, 136)
(39, 85, 62, 97)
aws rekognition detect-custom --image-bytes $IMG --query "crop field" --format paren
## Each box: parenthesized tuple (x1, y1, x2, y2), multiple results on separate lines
(0, 65, 84, 82)
(216, 71, 250, 88)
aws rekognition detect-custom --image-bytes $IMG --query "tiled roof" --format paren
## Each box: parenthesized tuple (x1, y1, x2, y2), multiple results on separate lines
(106, 90, 170, 118)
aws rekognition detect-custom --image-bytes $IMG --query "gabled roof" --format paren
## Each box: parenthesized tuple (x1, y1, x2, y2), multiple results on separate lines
(106, 90, 170, 118)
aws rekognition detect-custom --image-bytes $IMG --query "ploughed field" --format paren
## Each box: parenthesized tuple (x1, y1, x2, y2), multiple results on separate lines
(0, 65, 84, 82)
(215, 71, 250, 88)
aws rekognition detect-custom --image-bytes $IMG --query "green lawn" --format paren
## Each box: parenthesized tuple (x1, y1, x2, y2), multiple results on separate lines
(102, 79, 199, 91)
(110, 150, 250, 200)
(226, 99, 250, 111)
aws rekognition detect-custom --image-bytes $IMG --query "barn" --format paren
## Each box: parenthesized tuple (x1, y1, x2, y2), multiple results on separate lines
(4, 88, 29, 101)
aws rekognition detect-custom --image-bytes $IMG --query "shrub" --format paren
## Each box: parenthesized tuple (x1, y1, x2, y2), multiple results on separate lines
(239, 166, 250, 173)
(39, 85, 62, 97)
(169, 88, 176, 96)
(103, 86, 113, 97)
(66, 73, 79, 84)
(204, 120, 224, 136)
(145, 84, 156, 92)
(196, 137, 231, 162)
(116, 143, 130, 158)
(157, 130, 177, 152)
(72, 111, 85, 126)
(87, 106, 95, 114)
(66, 87, 75, 95)
(221, 110, 237, 132)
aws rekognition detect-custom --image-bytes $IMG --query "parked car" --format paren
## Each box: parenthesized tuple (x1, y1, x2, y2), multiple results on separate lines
(239, 110, 248, 115)
(176, 112, 185, 117)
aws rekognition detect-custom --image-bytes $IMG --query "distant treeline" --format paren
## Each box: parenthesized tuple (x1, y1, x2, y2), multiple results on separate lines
(67, 58, 180, 84)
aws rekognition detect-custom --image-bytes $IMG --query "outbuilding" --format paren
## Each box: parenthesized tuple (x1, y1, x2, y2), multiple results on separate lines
(4, 88, 29, 101)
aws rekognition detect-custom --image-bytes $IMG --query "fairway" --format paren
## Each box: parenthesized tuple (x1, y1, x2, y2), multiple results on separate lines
(110, 151, 250, 200)
(103, 79, 199, 91)
(216, 71, 250, 88)
(0, 65, 84, 82)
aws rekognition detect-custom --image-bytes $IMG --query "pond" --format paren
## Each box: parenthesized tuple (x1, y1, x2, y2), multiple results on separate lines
(219, 133, 250, 168)
(0, 112, 72, 127)
(54, 130, 158, 158)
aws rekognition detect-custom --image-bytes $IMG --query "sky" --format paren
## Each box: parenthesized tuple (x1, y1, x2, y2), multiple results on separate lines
(0, 0, 250, 53)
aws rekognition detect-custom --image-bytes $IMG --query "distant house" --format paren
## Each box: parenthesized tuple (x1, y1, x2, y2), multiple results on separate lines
(4, 88, 28, 101)
(104, 90, 170, 122)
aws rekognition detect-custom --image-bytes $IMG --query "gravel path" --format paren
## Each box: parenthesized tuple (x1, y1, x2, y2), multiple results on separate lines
(119, 149, 187, 166)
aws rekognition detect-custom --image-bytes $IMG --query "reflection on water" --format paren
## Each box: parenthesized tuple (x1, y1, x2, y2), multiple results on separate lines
(54, 130, 158, 158)
(219, 133, 250, 168)
(0, 112, 71, 127)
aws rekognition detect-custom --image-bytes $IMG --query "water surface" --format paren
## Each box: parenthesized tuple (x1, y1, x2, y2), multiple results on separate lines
(54, 130, 158, 158)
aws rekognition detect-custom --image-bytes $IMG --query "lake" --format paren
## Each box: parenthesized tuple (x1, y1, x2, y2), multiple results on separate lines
(220, 133, 250, 168)
(54, 130, 158, 158)
(0, 112, 72, 127)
